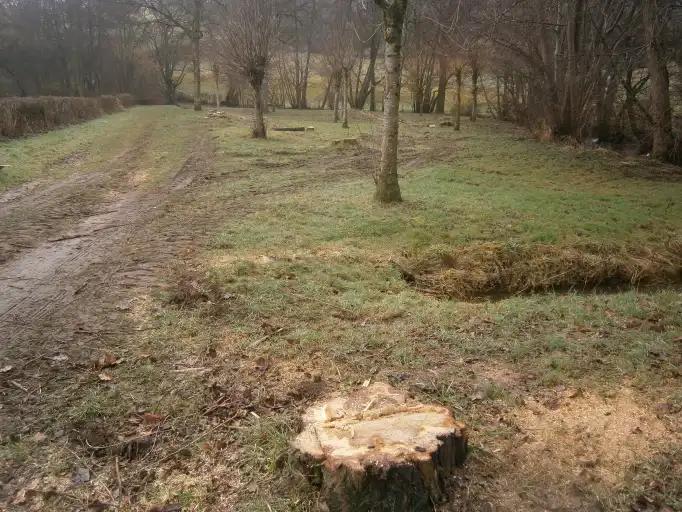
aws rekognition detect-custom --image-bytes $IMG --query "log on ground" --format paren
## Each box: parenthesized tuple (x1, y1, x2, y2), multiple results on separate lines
(272, 127, 307, 132)
(292, 382, 468, 512)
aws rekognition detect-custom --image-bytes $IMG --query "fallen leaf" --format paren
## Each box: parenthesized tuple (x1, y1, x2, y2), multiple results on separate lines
(98, 372, 112, 382)
(12, 489, 27, 505)
(0, 365, 13, 373)
(143, 413, 164, 425)
(96, 352, 122, 370)
(470, 390, 485, 402)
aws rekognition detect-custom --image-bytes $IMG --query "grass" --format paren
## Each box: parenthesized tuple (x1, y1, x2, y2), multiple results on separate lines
(2, 107, 681, 511)
(0, 106, 200, 192)
(149, 109, 680, 509)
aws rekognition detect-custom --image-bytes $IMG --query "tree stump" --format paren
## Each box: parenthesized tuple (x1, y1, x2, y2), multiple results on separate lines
(292, 382, 467, 512)
(332, 138, 359, 147)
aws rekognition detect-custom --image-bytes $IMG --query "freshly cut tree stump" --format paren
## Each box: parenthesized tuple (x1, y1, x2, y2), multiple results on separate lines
(293, 382, 467, 512)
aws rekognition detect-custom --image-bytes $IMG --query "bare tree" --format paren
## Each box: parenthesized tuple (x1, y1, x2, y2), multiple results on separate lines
(150, 23, 187, 104)
(218, 0, 278, 138)
(348, 0, 382, 110)
(453, 60, 464, 130)
(322, 0, 355, 123)
(469, 48, 479, 122)
(277, 0, 317, 109)
(374, 0, 408, 203)
(643, 0, 674, 160)
(139, 0, 205, 111)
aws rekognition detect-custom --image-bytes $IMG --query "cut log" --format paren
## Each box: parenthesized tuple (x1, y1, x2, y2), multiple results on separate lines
(332, 138, 359, 147)
(272, 127, 306, 132)
(292, 382, 467, 512)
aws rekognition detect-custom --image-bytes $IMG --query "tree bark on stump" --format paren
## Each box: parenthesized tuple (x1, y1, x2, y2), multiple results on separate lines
(293, 382, 468, 512)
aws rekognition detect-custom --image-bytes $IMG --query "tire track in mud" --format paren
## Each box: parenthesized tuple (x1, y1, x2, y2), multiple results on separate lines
(0, 122, 371, 446)
(0, 124, 215, 439)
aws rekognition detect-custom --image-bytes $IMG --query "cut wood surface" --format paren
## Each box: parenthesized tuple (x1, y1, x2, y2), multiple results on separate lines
(293, 382, 467, 512)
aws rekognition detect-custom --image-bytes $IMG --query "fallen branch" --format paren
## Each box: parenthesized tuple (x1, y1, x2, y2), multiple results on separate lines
(9, 380, 29, 393)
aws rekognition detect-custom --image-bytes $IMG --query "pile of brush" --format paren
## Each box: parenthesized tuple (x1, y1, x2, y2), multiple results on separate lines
(0, 94, 135, 138)
(398, 241, 682, 300)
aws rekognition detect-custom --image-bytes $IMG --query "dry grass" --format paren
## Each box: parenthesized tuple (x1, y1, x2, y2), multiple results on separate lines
(401, 241, 682, 300)
(0, 95, 133, 138)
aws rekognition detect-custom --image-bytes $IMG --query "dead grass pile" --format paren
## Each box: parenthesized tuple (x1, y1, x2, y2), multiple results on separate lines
(0, 95, 132, 138)
(400, 241, 682, 300)
(165, 267, 226, 308)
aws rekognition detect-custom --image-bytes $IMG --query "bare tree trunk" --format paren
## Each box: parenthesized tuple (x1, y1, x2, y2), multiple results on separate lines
(454, 66, 462, 131)
(301, 48, 311, 109)
(643, 0, 673, 160)
(213, 63, 220, 109)
(321, 75, 332, 110)
(374, 0, 407, 204)
(191, 0, 203, 112)
(252, 83, 267, 138)
(435, 55, 448, 114)
(470, 64, 479, 122)
(354, 32, 380, 110)
(370, 81, 376, 112)
(333, 72, 341, 122)
(496, 76, 502, 119)
(342, 70, 349, 128)
(560, 0, 585, 137)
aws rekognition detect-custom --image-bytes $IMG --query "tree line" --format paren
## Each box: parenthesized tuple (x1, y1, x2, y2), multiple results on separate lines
(1, 0, 680, 199)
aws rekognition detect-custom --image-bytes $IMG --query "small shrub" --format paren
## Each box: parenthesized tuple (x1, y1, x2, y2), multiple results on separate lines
(98, 95, 124, 114)
(116, 93, 136, 108)
(0, 94, 133, 139)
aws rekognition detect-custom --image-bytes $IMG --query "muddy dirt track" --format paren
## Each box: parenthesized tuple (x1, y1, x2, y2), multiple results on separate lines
(0, 117, 213, 441)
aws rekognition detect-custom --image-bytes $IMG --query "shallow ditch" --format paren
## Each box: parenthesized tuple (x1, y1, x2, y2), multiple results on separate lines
(397, 241, 682, 301)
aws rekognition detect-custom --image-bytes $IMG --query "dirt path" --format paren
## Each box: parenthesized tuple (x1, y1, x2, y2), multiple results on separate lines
(0, 115, 213, 441)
